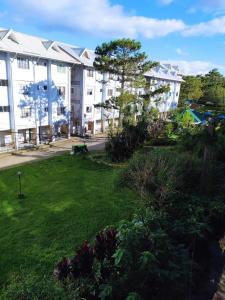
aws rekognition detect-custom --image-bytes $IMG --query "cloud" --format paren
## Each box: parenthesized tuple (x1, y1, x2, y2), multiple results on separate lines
(183, 16, 225, 36)
(6, 0, 185, 39)
(187, 0, 225, 15)
(158, 0, 174, 6)
(176, 48, 188, 56)
(5, 0, 225, 39)
(199, 0, 225, 12)
(162, 60, 225, 75)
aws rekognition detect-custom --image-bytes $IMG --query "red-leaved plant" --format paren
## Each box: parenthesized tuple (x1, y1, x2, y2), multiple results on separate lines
(54, 228, 118, 282)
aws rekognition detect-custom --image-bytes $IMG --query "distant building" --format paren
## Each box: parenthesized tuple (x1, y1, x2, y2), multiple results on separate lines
(145, 64, 184, 113)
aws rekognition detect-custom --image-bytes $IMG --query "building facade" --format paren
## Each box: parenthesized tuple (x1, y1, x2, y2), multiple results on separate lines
(0, 28, 183, 151)
(60, 43, 183, 134)
(0, 29, 79, 150)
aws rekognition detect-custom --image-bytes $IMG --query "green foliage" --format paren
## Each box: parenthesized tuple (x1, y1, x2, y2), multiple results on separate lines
(94, 39, 157, 125)
(94, 39, 170, 126)
(179, 75, 203, 106)
(120, 149, 201, 205)
(179, 69, 225, 108)
(105, 120, 148, 162)
(201, 69, 225, 106)
(51, 145, 225, 300)
(182, 110, 195, 128)
(94, 39, 156, 85)
(126, 292, 142, 300)
(178, 122, 225, 162)
(99, 284, 113, 300)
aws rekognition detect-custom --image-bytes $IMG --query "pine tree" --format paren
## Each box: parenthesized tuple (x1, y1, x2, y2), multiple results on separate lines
(93, 39, 160, 126)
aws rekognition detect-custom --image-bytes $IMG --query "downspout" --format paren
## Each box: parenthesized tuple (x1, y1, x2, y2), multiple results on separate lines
(6, 52, 17, 149)
(67, 64, 71, 139)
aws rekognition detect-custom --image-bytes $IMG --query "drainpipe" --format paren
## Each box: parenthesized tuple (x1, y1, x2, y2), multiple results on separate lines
(32, 60, 39, 146)
(81, 65, 85, 135)
(47, 60, 54, 142)
(67, 64, 71, 139)
(101, 73, 107, 133)
(6, 52, 18, 149)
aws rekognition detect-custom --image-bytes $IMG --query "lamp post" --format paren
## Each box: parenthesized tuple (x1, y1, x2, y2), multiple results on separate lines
(17, 171, 24, 199)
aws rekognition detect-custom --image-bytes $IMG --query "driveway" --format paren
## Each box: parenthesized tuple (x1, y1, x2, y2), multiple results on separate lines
(0, 136, 106, 170)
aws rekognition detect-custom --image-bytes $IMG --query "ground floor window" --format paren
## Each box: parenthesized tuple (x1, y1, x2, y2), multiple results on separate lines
(0, 106, 10, 112)
(21, 107, 32, 118)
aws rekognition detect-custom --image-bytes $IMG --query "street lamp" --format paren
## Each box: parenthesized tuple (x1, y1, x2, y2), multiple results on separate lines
(17, 171, 24, 199)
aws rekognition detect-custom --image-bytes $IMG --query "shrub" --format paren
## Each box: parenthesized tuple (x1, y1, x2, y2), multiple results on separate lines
(105, 120, 148, 162)
(147, 137, 176, 146)
(54, 228, 118, 299)
(177, 122, 225, 162)
(120, 149, 201, 205)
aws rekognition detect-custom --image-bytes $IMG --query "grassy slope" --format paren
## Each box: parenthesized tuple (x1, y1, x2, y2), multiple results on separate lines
(0, 154, 137, 286)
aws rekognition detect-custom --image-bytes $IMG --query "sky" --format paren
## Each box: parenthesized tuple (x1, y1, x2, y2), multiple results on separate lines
(0, 0, 225, 75)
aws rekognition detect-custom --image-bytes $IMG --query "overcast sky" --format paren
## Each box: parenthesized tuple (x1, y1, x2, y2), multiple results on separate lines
(0, 0, 225, 75)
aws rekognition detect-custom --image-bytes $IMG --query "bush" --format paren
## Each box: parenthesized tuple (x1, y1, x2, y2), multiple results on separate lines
(105, 121, 148, 162)
(54, 228, 118, 299)
(147, 137, 176, 146)
(120, 149, 201, 205)
(177, 122, 225, 162)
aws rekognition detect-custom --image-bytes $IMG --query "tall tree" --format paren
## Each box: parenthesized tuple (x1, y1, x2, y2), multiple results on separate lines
(93, 39, 159, 126)
(201, 69, 225, 106)
(179, 76, 203, 107)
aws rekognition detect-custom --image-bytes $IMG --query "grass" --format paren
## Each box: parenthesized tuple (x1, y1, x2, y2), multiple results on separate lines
(0, 154, 138, 292)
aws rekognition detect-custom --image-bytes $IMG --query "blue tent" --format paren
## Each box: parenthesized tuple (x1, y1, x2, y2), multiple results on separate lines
(216, 114, 225, 120)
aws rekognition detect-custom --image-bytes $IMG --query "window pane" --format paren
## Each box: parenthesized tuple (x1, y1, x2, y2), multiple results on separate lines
(57, 64, 66, 73)
(17, 58, 29, 69)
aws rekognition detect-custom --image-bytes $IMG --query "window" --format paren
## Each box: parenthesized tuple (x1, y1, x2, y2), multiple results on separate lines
(176, 92, 179, 97)
(87, 89, 93, 95)
(44, 107, 48, 112)
(116, 88, 121, 92)
(0, 79, 8, 86)
(87, 69, 94, 77)
(37, 61, 47, 66)
(57, 64, 66, 73)
(100, 89, 103, 92)
(17, 57, 30, 69)
(57, 106, 65, 115)
(0, 106, 10, 112)
(37, 85, 47, 91)
(71, 87, 74, 95)
(19, 84, 30, 96)
(21, 107, 31, 118)
(108, 89, 113, 96)
(71, 80, 80, 85)
(57, 86, 66, 98)
(86, 106, 92, 113)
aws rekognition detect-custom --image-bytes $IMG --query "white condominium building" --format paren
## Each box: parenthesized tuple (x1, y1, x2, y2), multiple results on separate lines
(0, 28, 183, 151)
(0, 28, 79, 150)
(60, 43, 183, 134)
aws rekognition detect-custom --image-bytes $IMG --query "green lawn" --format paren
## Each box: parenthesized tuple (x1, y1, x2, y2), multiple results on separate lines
(0, 154, 137, 292)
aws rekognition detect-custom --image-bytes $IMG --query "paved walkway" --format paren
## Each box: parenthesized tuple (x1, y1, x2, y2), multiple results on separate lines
(0, 136, 106, 170)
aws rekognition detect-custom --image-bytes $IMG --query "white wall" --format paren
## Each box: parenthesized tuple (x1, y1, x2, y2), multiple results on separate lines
(0, 54, 10, 131)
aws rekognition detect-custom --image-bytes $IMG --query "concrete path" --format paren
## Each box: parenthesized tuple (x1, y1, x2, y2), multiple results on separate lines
(0, 136, 106, 170)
